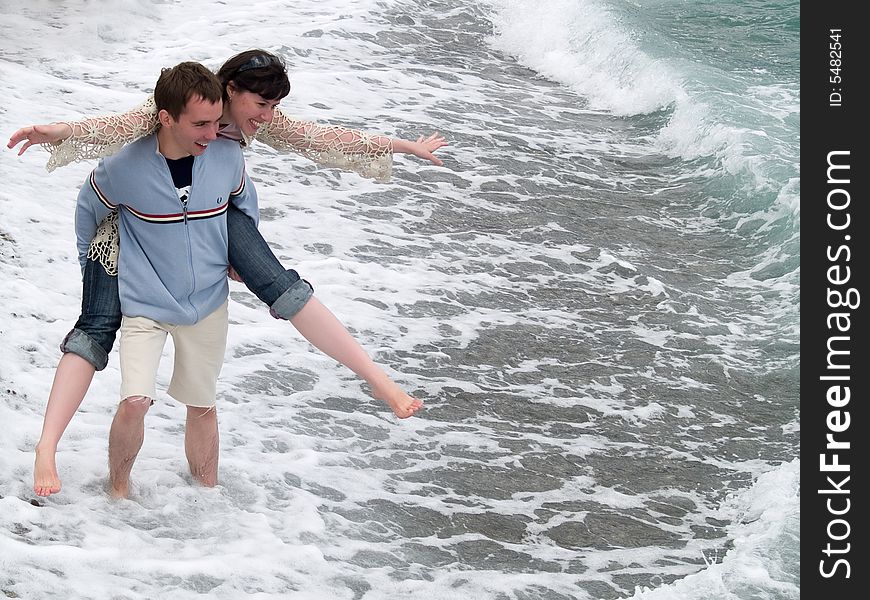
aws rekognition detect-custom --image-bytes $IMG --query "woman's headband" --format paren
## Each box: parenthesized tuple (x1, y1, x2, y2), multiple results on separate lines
(236, 55, 281, 74)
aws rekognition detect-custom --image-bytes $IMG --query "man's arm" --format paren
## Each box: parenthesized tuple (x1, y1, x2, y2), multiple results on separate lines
(74, 165, 116, 269)
(225, 168, 258, 284)
(229, 170, 259, 226)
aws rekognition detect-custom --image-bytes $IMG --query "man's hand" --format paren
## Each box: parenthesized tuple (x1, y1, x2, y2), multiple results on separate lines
(228, 266, 244, 282)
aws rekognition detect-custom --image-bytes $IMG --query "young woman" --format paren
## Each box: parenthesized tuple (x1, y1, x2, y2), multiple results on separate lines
(9, 49, 447, 497)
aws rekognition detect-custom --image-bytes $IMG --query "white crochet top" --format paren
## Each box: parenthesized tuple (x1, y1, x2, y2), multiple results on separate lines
(44, 97, 394, 181)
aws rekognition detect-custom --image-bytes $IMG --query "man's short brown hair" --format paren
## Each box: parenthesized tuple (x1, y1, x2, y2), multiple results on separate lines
(154, 62, 223, 120)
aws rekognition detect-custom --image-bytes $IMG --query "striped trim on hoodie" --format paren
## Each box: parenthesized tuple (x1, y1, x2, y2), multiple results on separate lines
(90, 170, 246, 224)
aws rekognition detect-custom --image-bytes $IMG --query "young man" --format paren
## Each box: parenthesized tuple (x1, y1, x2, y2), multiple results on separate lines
(75, 62, 258, 498)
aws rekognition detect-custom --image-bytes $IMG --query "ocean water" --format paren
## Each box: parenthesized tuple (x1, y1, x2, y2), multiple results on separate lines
(0, 0, 800, 598)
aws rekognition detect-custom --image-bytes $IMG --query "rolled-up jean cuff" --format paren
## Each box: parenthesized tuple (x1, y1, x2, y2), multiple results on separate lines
(270, 278, 314, 320)
(60, 328, 109, 371)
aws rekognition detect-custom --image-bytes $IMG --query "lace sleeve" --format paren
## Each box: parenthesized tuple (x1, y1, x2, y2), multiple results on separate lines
(43, 97, 160, 172)
(254, 107, 394, 182)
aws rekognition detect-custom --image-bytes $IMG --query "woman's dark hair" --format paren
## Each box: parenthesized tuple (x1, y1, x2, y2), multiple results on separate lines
(217, 49, 291, 102)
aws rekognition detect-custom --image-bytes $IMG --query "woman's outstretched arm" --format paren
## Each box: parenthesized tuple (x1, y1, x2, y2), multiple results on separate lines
(7, 98, 160, 171)
(256, 107, 447, 181)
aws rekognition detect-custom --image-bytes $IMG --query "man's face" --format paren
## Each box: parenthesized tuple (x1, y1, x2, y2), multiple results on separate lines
(158, 95, 222, 159)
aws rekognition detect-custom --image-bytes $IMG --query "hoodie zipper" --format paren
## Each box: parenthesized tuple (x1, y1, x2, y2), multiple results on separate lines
(182, 170, 198, 321)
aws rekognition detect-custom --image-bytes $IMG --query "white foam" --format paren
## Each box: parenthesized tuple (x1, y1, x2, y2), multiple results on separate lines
(628, 460, 800, 600)
(484, 0, 682, 115)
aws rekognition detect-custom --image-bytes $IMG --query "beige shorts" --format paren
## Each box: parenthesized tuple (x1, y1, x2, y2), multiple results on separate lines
(119, 301, 228, 408)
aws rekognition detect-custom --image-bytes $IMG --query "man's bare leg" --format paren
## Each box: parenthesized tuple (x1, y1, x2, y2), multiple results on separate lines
(107, 395, 151, 499)
(34, 353, 97, 497)
(184, 406, 219, 487)
(289, 297, 423, 418)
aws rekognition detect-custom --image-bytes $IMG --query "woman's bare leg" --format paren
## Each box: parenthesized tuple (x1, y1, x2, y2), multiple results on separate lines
(226, 207, 423, 418)
(290, 297, 423, 418)
(34, 353, 96, 496)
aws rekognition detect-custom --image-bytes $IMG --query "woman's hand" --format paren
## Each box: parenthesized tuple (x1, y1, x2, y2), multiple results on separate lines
(393, 132, 448, 166)
(7, 123, 73, 155)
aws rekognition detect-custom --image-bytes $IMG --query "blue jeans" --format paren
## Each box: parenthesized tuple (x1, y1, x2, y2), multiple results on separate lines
(61, 204, 313, 370)
(60, 256, 122, 371)
(226, 204, 313, 318)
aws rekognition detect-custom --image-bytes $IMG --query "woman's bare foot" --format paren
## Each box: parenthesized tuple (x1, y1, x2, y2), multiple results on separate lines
(33, 446, 62, 497)
(370, 375, 423, 418)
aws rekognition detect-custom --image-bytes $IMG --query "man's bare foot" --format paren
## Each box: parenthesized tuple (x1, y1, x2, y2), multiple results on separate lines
(108, 479, 130, 500)
(33, 446, 62, 497)
(370, 376, 423, 419)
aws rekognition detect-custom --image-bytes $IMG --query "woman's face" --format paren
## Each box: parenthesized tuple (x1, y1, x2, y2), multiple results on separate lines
(227, 88, 280, 136)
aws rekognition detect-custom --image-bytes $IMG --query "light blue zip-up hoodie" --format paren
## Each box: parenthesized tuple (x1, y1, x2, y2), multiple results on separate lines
(75, 134, 258, 325)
